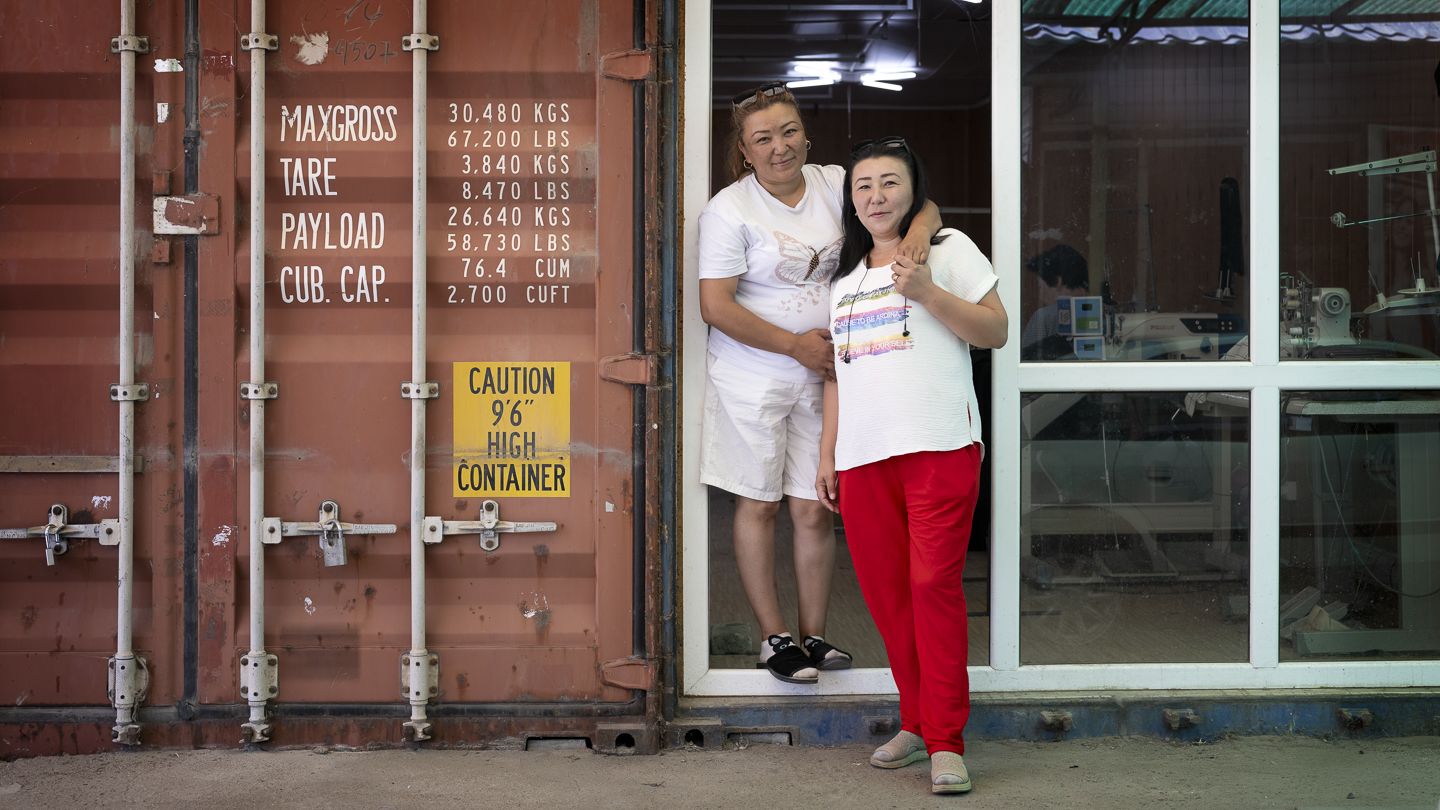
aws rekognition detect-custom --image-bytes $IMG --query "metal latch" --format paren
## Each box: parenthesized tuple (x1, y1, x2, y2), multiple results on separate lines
(261, 500, 397, 567)
(423, 500, 558, 552)
(0, 504, 120, 565)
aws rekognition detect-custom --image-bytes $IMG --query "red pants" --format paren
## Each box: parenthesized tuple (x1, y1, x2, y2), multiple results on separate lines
(838, 444, 979, 755)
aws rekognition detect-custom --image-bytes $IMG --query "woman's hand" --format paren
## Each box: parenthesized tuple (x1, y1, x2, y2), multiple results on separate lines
(890, 254, 937, 304)
(789, 328, 836, 380)
(897, 227, 932, 264)
(815, 456, 839, 513)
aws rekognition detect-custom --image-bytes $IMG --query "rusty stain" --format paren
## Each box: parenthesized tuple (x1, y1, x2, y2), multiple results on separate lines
(455, 672, 470, 694)
(533, 544, 550, 563)
(333, 582, 344, 595)
(19, 606, 36, 632)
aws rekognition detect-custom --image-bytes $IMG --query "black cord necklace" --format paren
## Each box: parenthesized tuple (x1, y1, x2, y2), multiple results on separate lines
(842, 260, 912, 364)
(841, 266, 872, 364)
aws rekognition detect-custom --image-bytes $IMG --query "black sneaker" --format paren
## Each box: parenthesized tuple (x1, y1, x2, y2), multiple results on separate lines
(803, 635, 853, 671)
(762, 634, 819, 684)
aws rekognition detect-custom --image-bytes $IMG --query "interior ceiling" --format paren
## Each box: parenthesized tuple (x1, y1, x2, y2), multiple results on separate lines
(711, 0, 1440, 112)
(711, 0, 994, 110)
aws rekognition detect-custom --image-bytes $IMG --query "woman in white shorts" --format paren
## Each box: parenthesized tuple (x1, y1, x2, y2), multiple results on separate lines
(697, 82, 940, 683)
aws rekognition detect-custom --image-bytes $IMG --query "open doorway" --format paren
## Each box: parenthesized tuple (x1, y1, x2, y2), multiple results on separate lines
(684, 0, 994, 694)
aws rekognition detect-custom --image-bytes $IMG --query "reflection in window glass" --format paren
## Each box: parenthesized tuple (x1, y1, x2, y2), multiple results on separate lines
(1280, 5, 1440, 360)
(1020, 4, 1250, 362)
(1021, 392, 1249, 664)
(1279, 391, 1440, 660)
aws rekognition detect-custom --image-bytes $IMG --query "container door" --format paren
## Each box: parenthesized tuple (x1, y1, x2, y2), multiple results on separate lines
(0, 1, 186, 709)
(236, 0, 640, 704)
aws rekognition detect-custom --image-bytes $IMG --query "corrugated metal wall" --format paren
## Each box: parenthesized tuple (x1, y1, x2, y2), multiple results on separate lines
(0, 0, 661, 756)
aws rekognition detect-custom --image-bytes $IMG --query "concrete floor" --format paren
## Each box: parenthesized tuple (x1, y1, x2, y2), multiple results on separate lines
(2, 735, 1438, 809)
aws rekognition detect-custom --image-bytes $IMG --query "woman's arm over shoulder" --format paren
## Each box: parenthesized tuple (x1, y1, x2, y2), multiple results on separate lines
(906, 231, 1008, 349)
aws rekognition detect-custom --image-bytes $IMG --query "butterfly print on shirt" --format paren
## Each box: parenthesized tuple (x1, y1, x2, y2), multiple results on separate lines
(773, 232, 843, 286)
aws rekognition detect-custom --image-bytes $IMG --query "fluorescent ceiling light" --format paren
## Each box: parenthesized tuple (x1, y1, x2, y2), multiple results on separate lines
(867, 71, 916, 81)
(786, 77, 838, 88)
(861, 78, 903, 91)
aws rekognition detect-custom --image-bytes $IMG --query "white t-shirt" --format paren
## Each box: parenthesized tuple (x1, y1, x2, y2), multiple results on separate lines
(830, 228, 999, 471)
(697, 163, 848, 382)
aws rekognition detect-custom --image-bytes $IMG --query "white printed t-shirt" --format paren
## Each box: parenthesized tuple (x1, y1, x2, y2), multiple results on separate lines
(830, 228, 999, 471)
(697, 163, 847, 383)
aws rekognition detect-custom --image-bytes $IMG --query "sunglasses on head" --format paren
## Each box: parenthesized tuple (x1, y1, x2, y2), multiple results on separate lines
(850, 135, 910, 156)
(731, 81, 787, 110)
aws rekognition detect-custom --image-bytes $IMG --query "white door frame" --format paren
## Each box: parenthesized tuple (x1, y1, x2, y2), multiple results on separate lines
(680, 1, 1440, 697)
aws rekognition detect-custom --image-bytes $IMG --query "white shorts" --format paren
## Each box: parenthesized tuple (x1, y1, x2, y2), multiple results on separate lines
(700, 352, 823, 502)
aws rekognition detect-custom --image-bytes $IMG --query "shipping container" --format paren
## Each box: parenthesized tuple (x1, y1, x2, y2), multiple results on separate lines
(1, 0, 668, 756)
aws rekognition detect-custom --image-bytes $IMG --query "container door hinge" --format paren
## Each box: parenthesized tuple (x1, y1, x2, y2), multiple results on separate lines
(599, 353, 658, 386)
(0, 503, 120, 565)
(152, 193, 220, 235)
(107, 654, 150, 745)
(261, 500, 398, 567)
(425, 500, 558, 552)
(600, 48, 653, 81)
(600, 656, 655, 691)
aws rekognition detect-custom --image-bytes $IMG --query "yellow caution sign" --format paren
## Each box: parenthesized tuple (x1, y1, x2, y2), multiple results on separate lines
(452, 362, 570, 497)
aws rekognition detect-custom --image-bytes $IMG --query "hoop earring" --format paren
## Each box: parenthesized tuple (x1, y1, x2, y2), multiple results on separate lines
(743, 159, 753, 169)
(805, 139, 812, 150)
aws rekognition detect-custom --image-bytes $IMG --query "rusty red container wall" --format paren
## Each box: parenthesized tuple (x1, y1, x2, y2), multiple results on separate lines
(2, 0, 647, 752)
(0, 2, 187, 708)
(233, 0, 638, 705)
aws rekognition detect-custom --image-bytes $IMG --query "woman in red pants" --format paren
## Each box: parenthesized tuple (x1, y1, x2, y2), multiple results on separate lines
(816, 136, 1007, 795)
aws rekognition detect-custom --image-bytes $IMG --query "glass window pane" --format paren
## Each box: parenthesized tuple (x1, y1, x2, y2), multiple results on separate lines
(1280, 5, 1440, 360)
(1021, 392, 1250, 664)
(1020, 6, 1250, 362)
(1279, 390, 1440, 660)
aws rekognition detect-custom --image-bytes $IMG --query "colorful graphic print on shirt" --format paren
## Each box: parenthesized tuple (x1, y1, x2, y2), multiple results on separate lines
(834, 284, 914, 361)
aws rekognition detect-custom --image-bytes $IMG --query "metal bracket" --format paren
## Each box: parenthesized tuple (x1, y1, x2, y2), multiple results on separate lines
(109, 383, 151, 402)
(263, 501, 398, 566)
(240, 33, 279, 52)
(240, 652, 279, 703)
(107, 654, 149, 745)
(426, 500, 558, 552)
(422, 515, 444, 545)
(153, 193, 220, 235)
(107, 655, 150, 706)
(599, 353, 658, 386)
(240, 382, 279, 400)
(600, 656, 655, 691)
(600, 47, 653, 81)
(402, 33, 439, 52)
(400, 652, 440, 701)
(401, 381, 439, 399)
(0, 504, 119, 565)
(110, 35, 150, 54)
(1328, 150, 1436, 177)
(400, 651, 439, 741)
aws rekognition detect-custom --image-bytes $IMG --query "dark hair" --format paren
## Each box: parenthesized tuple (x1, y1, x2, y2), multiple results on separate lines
(835, 137, 938, 279)
(724, 84, 806, 183)
(1026, 244, 1089, 291)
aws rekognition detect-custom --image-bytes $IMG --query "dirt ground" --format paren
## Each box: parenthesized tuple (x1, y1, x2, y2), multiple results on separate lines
(2, 735, 1438, 809)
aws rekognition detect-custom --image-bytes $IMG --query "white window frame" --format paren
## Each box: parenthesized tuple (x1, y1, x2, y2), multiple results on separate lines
(680, 1, 1440, 697)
